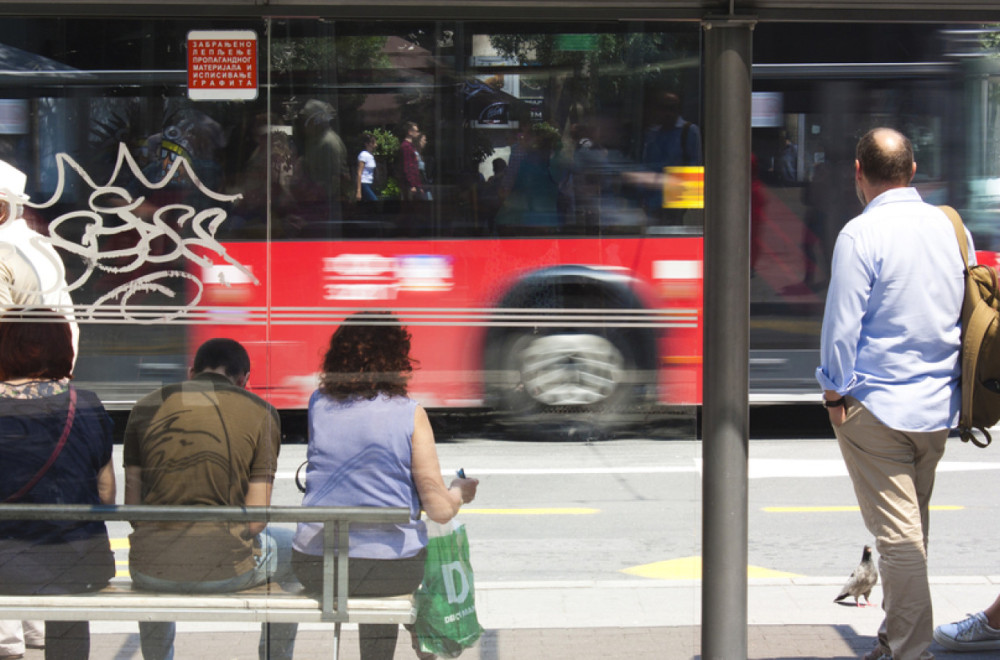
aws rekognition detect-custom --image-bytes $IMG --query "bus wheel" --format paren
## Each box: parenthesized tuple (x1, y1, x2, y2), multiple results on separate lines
(493, 329, 636, 414)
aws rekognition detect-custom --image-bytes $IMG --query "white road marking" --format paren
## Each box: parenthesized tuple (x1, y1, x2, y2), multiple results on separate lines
(274, 459, 1000, 481)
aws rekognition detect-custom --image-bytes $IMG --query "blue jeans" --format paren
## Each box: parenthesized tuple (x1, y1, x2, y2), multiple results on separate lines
(131, 527, 298, 660)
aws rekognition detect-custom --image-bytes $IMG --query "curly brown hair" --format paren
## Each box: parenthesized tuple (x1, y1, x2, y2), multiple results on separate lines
(319, 312, 416, 400)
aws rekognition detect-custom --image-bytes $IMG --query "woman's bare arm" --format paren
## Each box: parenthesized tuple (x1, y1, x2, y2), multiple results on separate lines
(411, 405, 478, 523)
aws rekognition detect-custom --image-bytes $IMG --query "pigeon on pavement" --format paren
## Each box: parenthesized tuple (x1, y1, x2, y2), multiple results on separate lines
(834, 544, 878, 607)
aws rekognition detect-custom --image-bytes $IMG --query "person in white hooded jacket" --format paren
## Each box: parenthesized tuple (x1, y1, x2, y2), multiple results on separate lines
(0, 159, 77, 660)
(0, 159, 77, 352)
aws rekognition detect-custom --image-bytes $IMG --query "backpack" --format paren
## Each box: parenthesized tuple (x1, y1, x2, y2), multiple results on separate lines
(942, 205, 1000, 447)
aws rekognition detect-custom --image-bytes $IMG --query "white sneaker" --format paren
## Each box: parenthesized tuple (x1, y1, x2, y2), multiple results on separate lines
(934, 611, 1000, 651)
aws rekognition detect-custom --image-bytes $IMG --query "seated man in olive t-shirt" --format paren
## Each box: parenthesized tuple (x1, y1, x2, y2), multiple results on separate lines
(123, 338, 294, 660)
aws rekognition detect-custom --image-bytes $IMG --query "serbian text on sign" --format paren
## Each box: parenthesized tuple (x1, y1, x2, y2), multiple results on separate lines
(187, 30, 258, 101)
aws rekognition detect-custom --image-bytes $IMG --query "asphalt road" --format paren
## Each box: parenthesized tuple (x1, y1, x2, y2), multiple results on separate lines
(106, 407, 1000, 586)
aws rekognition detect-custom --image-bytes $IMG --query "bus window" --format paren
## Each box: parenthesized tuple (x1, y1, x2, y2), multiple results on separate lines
(221, 21, 704, 242)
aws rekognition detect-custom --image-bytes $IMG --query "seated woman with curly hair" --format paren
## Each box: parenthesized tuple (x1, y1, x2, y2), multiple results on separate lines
(0, 309, 115, 660)
(292, 311, 479, 660)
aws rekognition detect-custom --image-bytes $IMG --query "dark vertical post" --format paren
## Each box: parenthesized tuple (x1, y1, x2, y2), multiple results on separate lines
(701, 16, 754, 660)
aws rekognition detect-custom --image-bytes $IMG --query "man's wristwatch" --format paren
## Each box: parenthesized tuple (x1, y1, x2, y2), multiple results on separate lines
(823, 397, 846, 408)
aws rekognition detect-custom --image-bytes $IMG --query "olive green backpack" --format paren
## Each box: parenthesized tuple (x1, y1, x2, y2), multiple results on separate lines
(942, 205, 1000, 447)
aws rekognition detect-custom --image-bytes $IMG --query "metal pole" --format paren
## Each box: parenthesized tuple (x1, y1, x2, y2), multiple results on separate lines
(701, 16, 754, 660)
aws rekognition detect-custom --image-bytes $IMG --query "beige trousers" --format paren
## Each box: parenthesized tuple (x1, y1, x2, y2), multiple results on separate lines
(834, 398, 948, 660)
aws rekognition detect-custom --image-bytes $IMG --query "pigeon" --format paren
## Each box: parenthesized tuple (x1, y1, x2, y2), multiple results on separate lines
(834, 544, 878, 607)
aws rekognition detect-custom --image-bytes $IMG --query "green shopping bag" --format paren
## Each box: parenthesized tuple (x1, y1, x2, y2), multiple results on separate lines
(414, 520, 483, 658)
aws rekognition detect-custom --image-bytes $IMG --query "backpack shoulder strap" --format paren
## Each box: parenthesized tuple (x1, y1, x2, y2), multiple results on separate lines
(940, 205, 970, 270)
(939, 205, 992, 446)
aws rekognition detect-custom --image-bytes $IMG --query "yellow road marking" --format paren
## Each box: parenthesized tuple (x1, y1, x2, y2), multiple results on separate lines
(110, 538, 130, 550)
(460, 508, 599, 515)
(764, 505, 963, 513)
(622, 556, 802, 580)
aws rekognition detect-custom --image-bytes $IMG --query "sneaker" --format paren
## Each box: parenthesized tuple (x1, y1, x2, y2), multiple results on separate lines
(934, 611, 1000, 651)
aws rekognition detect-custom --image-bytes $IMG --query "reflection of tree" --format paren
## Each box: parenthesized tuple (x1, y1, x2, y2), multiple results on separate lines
(488, 32, 698, 127)
(271, 35, 390, 75)
(270, 35, 391, 135)
(369, 127, 400, 199)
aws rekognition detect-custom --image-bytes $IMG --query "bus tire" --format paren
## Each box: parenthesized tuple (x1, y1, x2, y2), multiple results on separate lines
(483, 265, 660, 426)
(487, 325, 654, 420)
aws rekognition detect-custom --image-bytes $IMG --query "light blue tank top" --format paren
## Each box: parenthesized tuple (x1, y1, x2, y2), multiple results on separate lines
(292, 391, 426, 559)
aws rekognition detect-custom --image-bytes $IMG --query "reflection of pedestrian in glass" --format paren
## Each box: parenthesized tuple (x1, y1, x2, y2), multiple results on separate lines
(567, 123, 608, 226)
(142, 107, 227, 197)
(495, 123, 562, 228)
(642, 90, 702, 170)
(415, 133, 432, 201)
(230, 117, 299, 238)
(355, 133, 378, 202)
(479, 158, 507, 225)
(293, 313, 479, 660)
(779, 137, 798, 185)
(801, 159, 832, 288)
(292, 100, 349, 225)
(398, 122, 424, 201)
(488, 158, 507, 186)
(639, 90, 701, 220)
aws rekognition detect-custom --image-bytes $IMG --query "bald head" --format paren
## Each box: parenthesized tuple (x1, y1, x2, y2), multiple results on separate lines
(856, 128, 914, 187)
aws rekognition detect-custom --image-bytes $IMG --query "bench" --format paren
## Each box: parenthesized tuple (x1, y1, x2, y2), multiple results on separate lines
(0, 504, 416, 660)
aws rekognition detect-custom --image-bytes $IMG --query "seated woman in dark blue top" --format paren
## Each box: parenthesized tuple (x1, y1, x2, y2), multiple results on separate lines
(0, 308, 115, 660)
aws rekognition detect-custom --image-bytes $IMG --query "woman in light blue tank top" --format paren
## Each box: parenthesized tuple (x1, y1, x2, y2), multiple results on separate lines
(292, 312, 479, 660)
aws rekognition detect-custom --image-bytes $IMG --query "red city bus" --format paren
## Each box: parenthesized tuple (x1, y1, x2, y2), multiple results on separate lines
(191, 233, 704, 415)
(174, 19, 710, 421)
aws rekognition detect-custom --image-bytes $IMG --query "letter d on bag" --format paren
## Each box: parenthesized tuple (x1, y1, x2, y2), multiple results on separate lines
(441, 561, 470, 604)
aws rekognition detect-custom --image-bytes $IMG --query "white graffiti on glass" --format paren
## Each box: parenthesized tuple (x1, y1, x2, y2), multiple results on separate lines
(30, 143, 255, 323)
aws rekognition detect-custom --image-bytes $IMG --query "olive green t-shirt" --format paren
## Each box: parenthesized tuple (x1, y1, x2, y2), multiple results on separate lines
(123, 372, 281, 582)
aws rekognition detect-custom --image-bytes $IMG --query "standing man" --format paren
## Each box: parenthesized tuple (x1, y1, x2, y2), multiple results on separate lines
(124, 338, 295, 660)
(816, 128, 968, 660)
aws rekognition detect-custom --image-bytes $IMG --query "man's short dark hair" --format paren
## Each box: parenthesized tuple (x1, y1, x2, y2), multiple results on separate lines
(856, 128, 913, 186)
(193, 338, 250, 380)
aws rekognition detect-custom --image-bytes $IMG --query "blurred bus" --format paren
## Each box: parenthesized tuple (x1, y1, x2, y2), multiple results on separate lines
(0, 12, 995, 423)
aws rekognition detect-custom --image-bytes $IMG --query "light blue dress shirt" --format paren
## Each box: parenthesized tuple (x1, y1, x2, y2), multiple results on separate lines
(815, 187, 971, 432)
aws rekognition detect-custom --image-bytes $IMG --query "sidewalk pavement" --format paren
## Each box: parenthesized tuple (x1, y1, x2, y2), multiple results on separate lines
(17, 578, 1000, 659)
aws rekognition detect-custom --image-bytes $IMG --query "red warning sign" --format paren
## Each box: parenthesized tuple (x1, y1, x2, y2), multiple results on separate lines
(187, 30, 258, 101)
